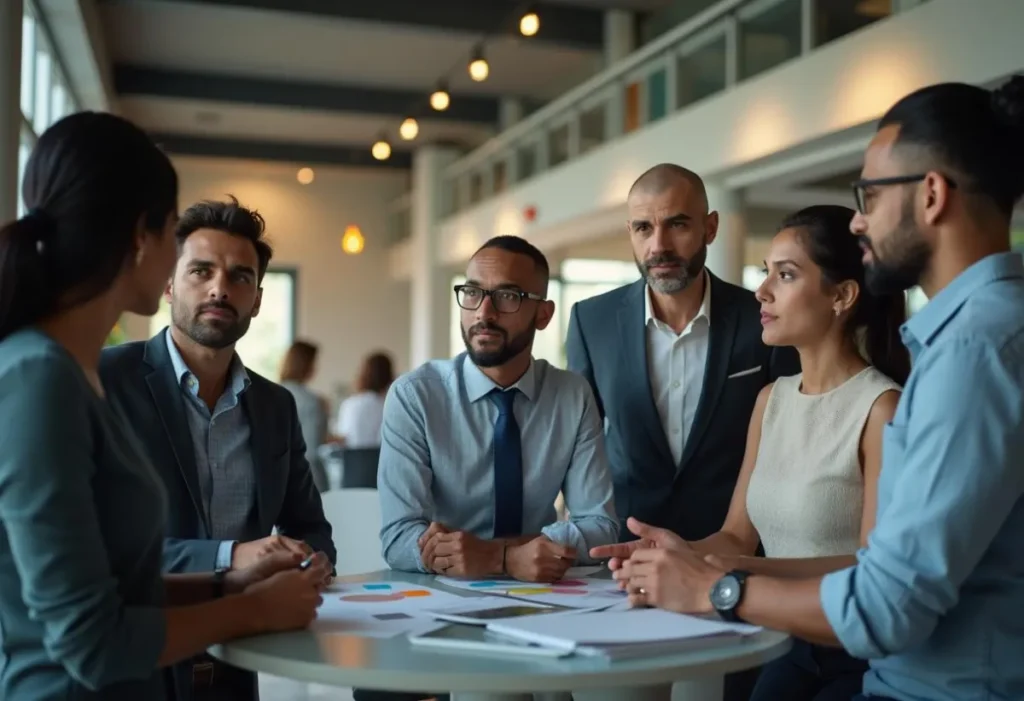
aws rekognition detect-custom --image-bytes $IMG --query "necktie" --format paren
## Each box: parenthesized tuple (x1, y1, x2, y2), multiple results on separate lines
(489, 388, 523, 538)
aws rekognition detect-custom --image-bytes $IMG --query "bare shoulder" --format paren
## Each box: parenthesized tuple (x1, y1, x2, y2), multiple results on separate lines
(867, 388, 901, 426)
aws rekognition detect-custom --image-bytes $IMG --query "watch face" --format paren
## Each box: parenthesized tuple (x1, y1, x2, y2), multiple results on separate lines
(711, 574, 742, 610)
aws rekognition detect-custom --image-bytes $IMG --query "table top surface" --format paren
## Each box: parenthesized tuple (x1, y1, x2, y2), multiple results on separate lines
(209, 569, 791, 693)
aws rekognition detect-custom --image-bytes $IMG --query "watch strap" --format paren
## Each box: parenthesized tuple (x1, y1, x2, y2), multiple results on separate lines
(211, 567, 229, 599)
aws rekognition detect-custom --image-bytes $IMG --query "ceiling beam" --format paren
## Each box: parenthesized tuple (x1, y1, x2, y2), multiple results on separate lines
(112, 0, 606, 50)
(152, 133, 413, 169)
(115, 65, 500, 124)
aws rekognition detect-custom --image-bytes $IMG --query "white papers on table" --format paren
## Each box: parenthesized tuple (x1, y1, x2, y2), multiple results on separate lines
(311, 582, 464, 639)
(486, 608, 763, 660)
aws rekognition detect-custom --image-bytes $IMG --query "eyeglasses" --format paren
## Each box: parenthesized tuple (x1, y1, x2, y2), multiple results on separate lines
(851, 173, 958, 214)
(454, 284, 545, 314)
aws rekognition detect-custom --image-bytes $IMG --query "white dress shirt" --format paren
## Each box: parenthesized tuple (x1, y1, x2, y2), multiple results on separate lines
(335, 391, 386, 448)
(645, 273, 711, 465)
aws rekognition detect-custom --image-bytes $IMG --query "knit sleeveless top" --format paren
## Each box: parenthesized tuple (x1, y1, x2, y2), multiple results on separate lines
(746, 367, 901, 558)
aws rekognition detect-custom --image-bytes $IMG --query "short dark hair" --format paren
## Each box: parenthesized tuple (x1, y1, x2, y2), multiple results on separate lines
(175, 196, 273, 281)
(779, 205, 910, 385)
(473, 235, 550, 294)
(878, 75, 1024, 218)
(0, 112, 178, 340)
(279, 340, 318, 383)
(356, 351, 394, 394)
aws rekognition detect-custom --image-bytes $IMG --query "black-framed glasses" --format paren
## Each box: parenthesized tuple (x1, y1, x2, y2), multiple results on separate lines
(454, 284, 545, 314)
(851, 173, 958, 214)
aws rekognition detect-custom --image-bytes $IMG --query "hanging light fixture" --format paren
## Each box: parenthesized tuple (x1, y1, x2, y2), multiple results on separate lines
(519, 11, 540, 37)
(296, 167, 314, 185)
(341, 224, 365, 255)
(430, 81, 451, 111)
(399, 117, 419, 141)
(468, 46, 489, 82)
(371, 134, 392, 161)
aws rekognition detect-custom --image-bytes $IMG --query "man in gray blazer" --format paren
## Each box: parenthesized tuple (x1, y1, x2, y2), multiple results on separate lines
(101, 197, 335, 701)
(566, 165, 798, 701)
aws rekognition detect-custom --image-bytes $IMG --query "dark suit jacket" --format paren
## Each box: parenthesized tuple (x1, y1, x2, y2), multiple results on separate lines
(99, 332, 336, 701)
(566, 275, 800, 542)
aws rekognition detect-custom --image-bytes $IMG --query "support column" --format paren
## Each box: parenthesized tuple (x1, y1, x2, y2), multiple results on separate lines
(498, 98, 524, 132)
(706, 186, 746, 286)
(0, 0, 23, 224)
(603, 9, 636, 67)
(410, 145, 462, 367)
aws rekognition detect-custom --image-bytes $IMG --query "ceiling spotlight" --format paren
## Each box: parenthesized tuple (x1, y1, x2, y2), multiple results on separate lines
(399, 117, 419, 141)
(371, 136, 392, 161)
(430, 82, 451, 111)
(468, 46, 489, 82)
(520, 12, 539, 37)
(341, 224, 365, 255)
(296, 167, 314, 185)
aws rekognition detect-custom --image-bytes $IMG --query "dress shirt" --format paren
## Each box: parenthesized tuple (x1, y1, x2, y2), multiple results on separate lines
(335, 390, 386, 448)
(165, 330, 256, 569)
(645, 272, 711, 465)
(820, 252, 1024, 701)
(378, 353, 619, 572)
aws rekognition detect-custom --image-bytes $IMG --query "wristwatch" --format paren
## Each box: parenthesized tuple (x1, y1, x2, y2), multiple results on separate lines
(709, 570, 750, 622)
(211, 567, 230, 599)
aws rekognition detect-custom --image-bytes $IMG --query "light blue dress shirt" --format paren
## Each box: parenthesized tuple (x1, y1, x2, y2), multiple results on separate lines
(821, 252, 1024, 701)
(378, 353, 619, 572)
(165, 330, 255, 570)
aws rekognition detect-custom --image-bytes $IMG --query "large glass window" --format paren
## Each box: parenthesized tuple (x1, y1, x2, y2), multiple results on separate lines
(739, 0, 802, 81)
(149, 270, 298, 380)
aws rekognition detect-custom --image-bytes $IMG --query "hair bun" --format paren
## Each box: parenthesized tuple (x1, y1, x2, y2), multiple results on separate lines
(991, 74, 1024, 129)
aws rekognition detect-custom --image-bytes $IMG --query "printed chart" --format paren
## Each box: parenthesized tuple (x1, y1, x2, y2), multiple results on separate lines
(312, 582, 463, 638)
(437, 575, 626, 609)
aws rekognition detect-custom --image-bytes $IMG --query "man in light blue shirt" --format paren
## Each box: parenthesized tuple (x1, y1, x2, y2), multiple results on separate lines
(379, 235, 618, 583)
(602, 77, 1024, 701)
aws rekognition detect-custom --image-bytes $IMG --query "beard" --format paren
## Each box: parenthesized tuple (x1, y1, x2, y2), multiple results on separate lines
(860, 195, 931, 296)
(635, 243, 707, 294)
(461, 320, 536, 368)
(171, 298, 252, 350)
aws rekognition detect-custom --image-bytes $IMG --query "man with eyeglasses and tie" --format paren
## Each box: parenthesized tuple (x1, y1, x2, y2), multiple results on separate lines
(377, 235, 619, 584)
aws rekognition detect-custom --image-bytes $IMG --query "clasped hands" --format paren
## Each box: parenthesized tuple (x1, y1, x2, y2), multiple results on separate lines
(418, 522, 577, 583)
(589, 517, 728, 614)
(228, 534, 333, 592)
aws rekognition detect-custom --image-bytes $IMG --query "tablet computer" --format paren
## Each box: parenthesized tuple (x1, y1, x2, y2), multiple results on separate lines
(408, 624, 571, 659)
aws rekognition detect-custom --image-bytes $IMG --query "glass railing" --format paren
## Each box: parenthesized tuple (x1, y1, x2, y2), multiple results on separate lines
(439, 0, 910, 219)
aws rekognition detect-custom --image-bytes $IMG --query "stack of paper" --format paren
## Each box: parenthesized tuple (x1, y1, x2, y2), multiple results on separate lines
(485, 608, 763, 660)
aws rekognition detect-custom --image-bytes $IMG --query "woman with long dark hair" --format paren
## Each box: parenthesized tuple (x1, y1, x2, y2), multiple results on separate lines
(0, 112, 330, 700)
(595, 204, 910, 701)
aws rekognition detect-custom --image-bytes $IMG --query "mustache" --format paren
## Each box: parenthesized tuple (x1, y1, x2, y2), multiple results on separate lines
(643, 253, 686, 268)
(468, 322, 506, 337)
(197, 301, 238, 318)
(855, 234, 874, 253)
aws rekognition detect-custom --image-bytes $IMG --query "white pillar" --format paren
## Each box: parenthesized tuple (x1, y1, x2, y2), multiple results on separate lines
(0, 0, 23, 224)
(410, 146, 462, 367)
(706, 186, 746, 286)
(498, 98, 524, 132)
(603, 9, 636, 67)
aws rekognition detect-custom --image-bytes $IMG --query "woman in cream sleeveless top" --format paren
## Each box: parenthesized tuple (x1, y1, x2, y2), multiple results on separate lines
(746, 366, 901, 560)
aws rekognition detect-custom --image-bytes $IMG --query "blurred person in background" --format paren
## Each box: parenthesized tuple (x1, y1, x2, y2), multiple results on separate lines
(280, 339, 336, 492)
(0, 112, 329, 701)
(335, 350, 394, 448)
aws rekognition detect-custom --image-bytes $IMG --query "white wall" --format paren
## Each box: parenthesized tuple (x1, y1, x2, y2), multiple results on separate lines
(124, 156, 411, 398)
(437, 0, 1024, 263)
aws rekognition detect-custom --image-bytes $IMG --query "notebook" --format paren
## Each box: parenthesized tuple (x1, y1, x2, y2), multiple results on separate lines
(485, 608, 762, 660)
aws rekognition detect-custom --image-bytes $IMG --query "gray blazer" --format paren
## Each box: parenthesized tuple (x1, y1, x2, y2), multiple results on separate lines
(0, 330, 169, 700)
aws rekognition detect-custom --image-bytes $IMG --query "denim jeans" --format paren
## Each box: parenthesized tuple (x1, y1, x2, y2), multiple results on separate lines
(750, 639, 867, 701)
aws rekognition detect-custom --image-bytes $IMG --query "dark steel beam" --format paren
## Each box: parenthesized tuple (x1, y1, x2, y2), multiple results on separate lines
(115, 65, 500, 124)
(109, 0, 607, 50)
(152, 133, 413, 168)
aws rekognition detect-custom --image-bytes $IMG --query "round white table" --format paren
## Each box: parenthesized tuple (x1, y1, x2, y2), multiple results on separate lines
(209, 569, 790, 701)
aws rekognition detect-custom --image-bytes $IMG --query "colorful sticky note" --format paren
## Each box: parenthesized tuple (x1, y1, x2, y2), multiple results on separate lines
(468, 581, 502, 588)
(363, 583, 392, 591)
(402, 590, 431, 597)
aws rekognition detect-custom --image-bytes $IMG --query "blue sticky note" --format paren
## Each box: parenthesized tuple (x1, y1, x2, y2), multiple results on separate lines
(363, 584, 392, 591)
(469, 581, 500, 588)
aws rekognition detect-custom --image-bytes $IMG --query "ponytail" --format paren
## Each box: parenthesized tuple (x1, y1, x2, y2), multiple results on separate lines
(0, 212, 57, 341)
(859, 290, 911, 386)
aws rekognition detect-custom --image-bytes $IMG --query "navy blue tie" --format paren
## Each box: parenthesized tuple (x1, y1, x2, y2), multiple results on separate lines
(489, 388, 523, 538)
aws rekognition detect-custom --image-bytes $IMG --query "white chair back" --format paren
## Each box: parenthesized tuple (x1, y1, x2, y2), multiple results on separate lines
(321, 488, 387, 576)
